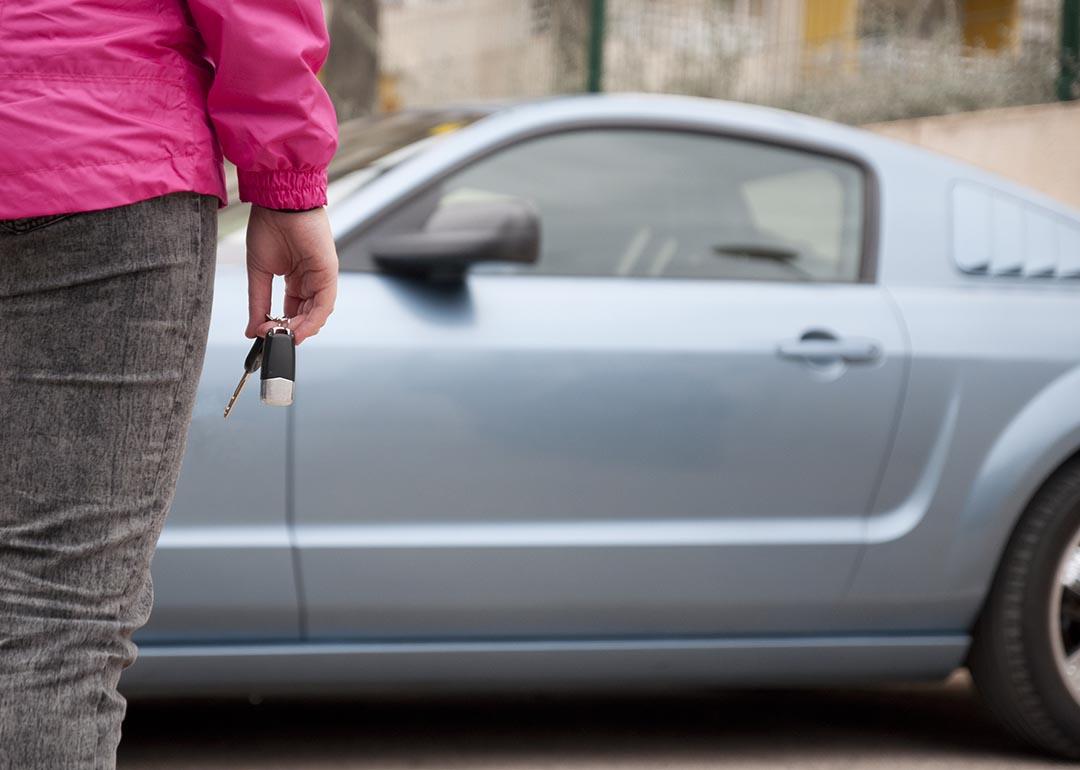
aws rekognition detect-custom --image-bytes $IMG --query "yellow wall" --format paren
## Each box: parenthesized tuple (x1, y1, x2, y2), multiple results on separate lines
(801, 0, 1019, 58)
(802, 0, 857, 48)
(962, 0, 1019, 50)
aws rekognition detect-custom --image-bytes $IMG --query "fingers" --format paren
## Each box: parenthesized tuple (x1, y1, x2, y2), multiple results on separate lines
(246, 262, 274, 339)
(248, 271, 334, 345)
(290, 282, 336, 345)
(250, 319, 280, 339)
(283, 291, 302, 322)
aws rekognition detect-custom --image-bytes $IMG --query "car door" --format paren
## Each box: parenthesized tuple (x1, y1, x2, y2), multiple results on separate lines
(136, 267, 301, 643)
(293, 126, 907, 640)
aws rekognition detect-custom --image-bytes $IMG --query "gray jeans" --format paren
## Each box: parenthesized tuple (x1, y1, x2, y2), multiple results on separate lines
(0, 192, 217, 769)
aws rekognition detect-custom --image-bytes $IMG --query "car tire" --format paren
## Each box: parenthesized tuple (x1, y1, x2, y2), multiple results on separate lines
(969, 460, 1080, 759)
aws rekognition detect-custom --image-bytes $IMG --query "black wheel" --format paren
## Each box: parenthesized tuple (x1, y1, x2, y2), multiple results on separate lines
(969, 460, 1080, 759)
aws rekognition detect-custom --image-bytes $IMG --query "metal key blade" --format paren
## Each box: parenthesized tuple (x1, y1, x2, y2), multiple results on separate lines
(223, 337, 265, 419)
(223, 372, 251, 419)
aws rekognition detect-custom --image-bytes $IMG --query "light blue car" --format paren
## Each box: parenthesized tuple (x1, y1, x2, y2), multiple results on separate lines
(126, 95, 1080, 759)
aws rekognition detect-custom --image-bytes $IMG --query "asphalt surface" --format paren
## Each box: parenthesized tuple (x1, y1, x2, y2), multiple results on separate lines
(118, 672, 1071, 769)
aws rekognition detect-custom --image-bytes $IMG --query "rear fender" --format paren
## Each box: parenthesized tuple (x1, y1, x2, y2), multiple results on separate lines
(946, 365, 1080, 612)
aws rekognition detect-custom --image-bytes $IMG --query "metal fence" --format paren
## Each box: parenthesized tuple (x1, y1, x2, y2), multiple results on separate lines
(333, 0, 1070, 125)
(604, 0, 1063, 123)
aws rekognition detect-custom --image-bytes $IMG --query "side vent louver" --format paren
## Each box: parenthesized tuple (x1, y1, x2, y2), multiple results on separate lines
(952, 182, 1080, 279)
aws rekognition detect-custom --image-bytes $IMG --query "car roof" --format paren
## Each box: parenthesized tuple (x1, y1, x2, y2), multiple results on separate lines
(464, 94, 1080, 218)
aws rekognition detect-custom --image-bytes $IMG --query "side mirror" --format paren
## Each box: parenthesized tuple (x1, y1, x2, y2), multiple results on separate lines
(369, 199, 540, 282)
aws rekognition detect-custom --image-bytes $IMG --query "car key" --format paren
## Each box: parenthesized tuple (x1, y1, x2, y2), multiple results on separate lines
(260, 326, 295, 407)
(223, 336, 265, 419)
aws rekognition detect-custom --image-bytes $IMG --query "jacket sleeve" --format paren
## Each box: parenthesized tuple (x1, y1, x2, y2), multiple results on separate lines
(184, 0, 339, 210)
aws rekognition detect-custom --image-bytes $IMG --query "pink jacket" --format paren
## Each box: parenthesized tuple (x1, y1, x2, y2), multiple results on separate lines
(0, 0, 339, 219)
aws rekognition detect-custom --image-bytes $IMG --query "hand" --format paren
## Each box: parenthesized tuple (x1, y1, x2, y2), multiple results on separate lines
(245, 205, 338, 345)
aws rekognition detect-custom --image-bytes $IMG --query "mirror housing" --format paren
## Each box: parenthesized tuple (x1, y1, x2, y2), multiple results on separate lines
(370, 199, 540, 282)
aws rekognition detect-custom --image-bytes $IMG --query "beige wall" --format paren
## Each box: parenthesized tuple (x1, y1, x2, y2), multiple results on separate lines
(380, 0, 554, 106)
(865, 101, 1080, 212)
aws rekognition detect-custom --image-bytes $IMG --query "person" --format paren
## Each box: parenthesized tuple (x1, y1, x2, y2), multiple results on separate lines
(0, 0, 340, 766)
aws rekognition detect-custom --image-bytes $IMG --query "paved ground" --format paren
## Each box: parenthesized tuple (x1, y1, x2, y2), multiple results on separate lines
(118, 672, 1069, 769)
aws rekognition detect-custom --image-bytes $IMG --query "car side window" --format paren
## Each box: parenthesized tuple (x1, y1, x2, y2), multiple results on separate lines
(345, 128, 866, 282)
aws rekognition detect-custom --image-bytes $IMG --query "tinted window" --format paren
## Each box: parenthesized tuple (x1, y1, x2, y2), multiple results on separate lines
(347, 129, 865, 282)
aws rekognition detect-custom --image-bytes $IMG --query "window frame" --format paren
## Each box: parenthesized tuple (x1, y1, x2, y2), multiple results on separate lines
(337, 119, 881, 285)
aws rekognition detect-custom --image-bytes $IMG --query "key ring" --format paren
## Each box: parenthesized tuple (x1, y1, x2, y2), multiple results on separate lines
(265, 313, 293, 335)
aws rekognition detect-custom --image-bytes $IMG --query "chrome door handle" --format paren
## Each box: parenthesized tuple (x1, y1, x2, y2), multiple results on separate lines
(777, 337, 882, 364)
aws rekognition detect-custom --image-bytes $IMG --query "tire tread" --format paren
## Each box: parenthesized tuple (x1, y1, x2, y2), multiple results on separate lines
(969, 460, 1080, 759)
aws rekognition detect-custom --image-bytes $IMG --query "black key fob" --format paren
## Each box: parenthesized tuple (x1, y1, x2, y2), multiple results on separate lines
(260, 328, 295, 407)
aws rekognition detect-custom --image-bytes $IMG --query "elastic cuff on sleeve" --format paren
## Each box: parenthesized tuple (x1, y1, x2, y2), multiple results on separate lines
(237, 168, 328, 211)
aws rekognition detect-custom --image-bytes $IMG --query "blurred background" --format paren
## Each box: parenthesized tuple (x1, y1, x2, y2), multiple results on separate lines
(326, 0, 1068, 120)
(312, 0, 1080, 210)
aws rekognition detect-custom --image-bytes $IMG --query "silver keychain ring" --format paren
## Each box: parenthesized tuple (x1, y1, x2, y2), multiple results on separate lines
(265, 314, 294, 335)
